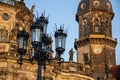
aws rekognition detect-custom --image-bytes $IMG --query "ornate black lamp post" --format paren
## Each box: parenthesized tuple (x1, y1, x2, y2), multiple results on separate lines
(17, 14, 67, 80)
(54, 27, 67, 60)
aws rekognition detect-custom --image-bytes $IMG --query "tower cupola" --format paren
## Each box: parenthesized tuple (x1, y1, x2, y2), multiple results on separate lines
(76, 0, 114, 38)
(75, 0, 117, 79)
(76, 0, 113, 21)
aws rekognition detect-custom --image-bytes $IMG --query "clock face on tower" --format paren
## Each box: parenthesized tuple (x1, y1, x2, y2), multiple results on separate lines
(92, 45, 103, 54)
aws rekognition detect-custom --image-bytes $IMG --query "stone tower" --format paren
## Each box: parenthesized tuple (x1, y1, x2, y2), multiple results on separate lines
(74, 0, 117, 79)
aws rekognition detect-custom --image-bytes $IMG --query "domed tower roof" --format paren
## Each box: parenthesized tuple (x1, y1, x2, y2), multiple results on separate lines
(76, 0, 113, 21)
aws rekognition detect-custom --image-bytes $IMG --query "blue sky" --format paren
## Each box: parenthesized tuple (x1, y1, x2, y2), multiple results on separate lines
(24, 0, 120, 65)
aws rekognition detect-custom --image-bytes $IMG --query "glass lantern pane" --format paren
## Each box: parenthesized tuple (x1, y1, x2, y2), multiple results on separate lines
(61, 36, 63, 48)
(43, 24, 47, 34)
(64, 37, 66, 48)
(58, 36, 62, 48)
(61, 36, 66, 49)
(55, 38, 58, 48)
(32, 29, 41, 42)
(55, 36, 66, 49)
(19, 37, 24, 48)
(23, 40, 27, 49)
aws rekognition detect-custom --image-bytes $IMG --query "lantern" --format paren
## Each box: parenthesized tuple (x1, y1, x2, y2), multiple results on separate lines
(17, 30, 29, 54)
(30, 21, 43, 47)
(54, 27, 67, 55)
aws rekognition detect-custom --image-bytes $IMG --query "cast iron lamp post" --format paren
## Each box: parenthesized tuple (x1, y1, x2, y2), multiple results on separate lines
(17, 14, 67, 80)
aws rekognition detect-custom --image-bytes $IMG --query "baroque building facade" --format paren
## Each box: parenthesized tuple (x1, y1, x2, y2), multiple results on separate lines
(0, 0, 117, 80)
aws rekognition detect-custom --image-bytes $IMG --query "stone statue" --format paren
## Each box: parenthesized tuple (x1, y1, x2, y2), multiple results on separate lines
(31, 5, 35, 13)
(69, 48, 75, 61)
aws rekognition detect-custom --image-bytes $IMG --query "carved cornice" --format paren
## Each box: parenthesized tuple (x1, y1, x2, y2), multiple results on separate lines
(76, 9, 114, 21)
(74, 34, 117, 49)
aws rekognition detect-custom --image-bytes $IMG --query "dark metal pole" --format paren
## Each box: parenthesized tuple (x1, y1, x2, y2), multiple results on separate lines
(37, 64, 42, 80)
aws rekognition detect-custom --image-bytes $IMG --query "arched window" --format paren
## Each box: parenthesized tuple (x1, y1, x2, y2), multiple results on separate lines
(0, 29, 9, 42)
(94, 19, 99, 32)
(83, 53, 90, 65)
(105, 20, 110, 35)
(95, 25, 99, 32)
(0, 30, 2, 41)
(83, 19, 87, 36)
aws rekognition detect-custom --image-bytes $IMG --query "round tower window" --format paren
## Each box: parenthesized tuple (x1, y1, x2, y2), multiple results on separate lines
(106, 3, 111, 9)
(2, 13, 9, 20)
(83, 19, 87, 25)
(81, 3, 86, 9)
(93, 1, 100, 7)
